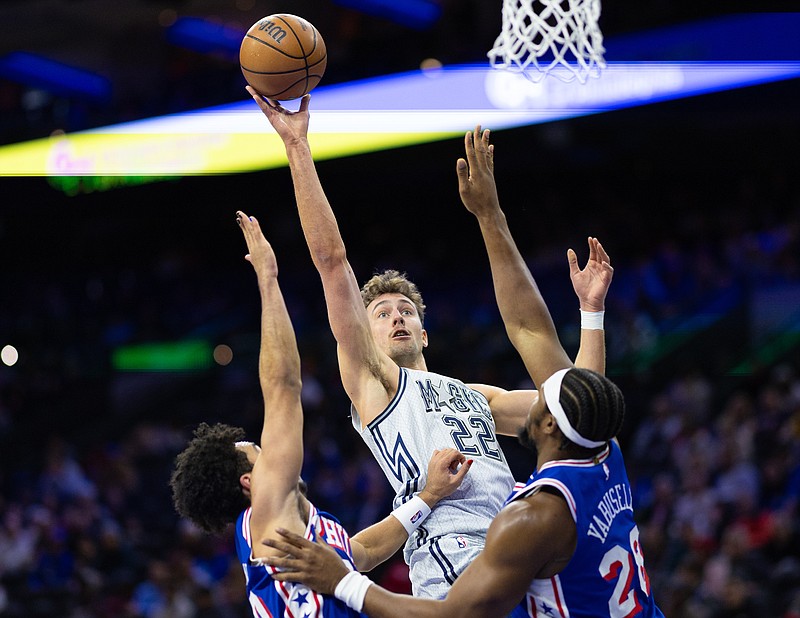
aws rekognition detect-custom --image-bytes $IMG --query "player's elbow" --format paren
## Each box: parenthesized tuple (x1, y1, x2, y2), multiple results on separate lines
(349, 542, 378, 573)
(504, 322, 537, 347)
(262, 374, 302, 397)
(309, 238, 347, 266)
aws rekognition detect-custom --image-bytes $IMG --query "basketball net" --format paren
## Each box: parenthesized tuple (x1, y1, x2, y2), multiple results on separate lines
(488, 0, 606, 84)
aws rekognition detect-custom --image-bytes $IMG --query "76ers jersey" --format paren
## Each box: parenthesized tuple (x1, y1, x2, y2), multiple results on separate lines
(351, 367, 515, 598)
(506, 441, 664, 618)
(234, 502, 365, 618)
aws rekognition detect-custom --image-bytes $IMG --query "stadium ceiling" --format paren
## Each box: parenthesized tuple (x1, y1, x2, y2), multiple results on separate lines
(0, 1, 797, 116)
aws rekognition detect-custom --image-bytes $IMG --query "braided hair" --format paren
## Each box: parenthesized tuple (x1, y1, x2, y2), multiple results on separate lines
(557, 368, 625, 449)
(170, 422, 252, 535)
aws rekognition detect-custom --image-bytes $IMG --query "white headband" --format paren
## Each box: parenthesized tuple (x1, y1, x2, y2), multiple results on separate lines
(542, 368, 606, 449)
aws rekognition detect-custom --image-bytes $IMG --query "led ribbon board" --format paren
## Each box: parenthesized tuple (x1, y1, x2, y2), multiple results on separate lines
(1, 62, 799, 177)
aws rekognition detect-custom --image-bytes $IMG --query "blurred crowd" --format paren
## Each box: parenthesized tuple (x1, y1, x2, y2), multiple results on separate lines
(2, 65, 800, 617)
(2, 1, 800, 615)
(630, 363, 800, 616)
(1, 180, 800, 617)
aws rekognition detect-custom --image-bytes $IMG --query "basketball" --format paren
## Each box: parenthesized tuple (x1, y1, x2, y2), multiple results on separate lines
(240, 14, 327, 101)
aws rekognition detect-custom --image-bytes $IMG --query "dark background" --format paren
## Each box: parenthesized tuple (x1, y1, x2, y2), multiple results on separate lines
(1, 1, 799, 617)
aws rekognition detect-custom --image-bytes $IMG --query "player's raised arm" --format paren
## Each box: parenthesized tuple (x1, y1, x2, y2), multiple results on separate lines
(471, 236, 613, 436)
(456, 126, 571, 388)
(247, 89, 398, 424)
(235, 211, 305, 556)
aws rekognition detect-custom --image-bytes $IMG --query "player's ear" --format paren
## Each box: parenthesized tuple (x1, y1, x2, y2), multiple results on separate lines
(240, 472, 252, 494)
(421, 329, 428, 348)
(542, 411, 559, 435)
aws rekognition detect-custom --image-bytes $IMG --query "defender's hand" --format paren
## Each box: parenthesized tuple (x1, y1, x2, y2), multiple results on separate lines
(419, 448, 473, 507)
(236, 210, 278, 278)
(568, 237, 613, 312)
(456, 125, 501, 219)
(262, 528, 351, 594)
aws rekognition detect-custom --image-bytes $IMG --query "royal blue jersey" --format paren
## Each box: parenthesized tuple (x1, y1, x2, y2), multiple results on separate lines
(506, 441, 664, 618)
(234, 502, 366, 618)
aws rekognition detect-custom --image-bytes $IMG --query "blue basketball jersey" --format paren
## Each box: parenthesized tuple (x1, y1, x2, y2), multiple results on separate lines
(506, 441, 664, 618)
(234, 503, 366, 618)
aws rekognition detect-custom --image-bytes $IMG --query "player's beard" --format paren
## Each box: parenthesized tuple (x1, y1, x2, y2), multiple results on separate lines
(517, 425, 538, 459)
(388, 339, 421, 368)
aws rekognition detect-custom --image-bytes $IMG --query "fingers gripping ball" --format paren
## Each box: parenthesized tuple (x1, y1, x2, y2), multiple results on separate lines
(240, 14, 327, 101)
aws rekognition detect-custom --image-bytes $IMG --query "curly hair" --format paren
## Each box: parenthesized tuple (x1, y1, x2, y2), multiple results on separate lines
(360, 269, 426, 325)
(170, 422, 252, 535)
(558, 368, 625, 449)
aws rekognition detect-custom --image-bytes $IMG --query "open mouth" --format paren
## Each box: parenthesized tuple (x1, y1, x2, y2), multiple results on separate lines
(392, 330, 410, 339)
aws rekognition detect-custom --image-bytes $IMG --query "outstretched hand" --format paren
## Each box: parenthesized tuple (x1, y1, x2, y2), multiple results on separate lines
(246, 86, 311, 146)
(456, 125, 501, 219)
(419, 448, 473, 506)
(236, 210, 277, 277)
(567, 237, 613, 312)
(262, 528, 350, 595)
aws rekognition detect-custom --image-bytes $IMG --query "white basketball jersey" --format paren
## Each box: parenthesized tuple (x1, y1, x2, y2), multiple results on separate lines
(352, 367, 515, 595)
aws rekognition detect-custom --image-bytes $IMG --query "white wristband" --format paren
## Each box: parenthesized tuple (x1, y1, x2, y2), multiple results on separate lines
(580, 310, 605, 330)
(390, 496, 432, 537)
(334, 571, 373, 612)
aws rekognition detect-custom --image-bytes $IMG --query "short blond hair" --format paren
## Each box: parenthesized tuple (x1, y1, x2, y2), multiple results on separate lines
(360, 270, 426, 325)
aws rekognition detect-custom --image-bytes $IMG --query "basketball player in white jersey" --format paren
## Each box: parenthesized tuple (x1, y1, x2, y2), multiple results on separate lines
(257, 127, 665, 618)
(170, 211, 471, 618)
(247, 88, 611, 599)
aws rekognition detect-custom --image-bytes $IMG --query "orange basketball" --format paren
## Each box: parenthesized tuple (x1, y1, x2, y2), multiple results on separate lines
(240, 14, 327, 101)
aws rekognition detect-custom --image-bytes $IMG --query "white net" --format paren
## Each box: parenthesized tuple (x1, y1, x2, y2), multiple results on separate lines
(488, 0, 606, 84)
